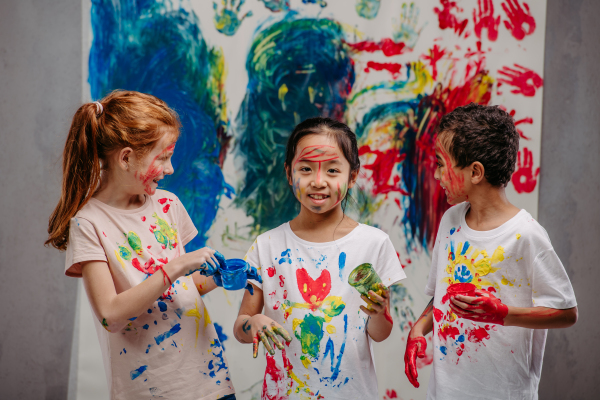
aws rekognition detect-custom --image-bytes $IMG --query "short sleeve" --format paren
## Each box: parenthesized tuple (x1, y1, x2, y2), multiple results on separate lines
(376, 237, 406, 287)
(244, 240, 262, 290)
(174, 196, 198, 247)
(65, 217, 108, 277)
(531, 248, 577, 309)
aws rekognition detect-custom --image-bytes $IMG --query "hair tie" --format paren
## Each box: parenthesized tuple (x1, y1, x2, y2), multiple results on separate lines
(93, 101, 104, 116)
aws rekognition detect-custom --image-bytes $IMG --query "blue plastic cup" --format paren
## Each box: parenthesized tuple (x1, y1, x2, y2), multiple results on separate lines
(218, 258, 248, 290)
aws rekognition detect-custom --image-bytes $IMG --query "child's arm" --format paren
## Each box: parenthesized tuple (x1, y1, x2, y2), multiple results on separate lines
(82, 247, 218, 332)
(450, 289, 578, 328)
(234, 284, 292, 358)
(404, 298, 434, 388)
(361, 283, 394, 342)
(192, 273, 218, 296)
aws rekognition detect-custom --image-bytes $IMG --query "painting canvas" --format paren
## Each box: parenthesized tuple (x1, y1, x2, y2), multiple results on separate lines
(76, 0, 546, 398)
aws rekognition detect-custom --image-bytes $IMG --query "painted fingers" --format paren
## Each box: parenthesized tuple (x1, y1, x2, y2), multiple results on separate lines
(252, 323, 292, 358)
(404, 335, 427, 388)
(360, 283, 389, 315)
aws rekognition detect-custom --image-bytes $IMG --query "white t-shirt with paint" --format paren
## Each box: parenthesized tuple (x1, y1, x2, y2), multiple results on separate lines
(425, 202, 577, 400)
(65, 190, 234, 400)
(245, 222, 406, 400)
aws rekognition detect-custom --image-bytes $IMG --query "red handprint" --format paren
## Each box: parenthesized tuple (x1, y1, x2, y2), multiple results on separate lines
(421, 44, 448, 80)
(498, 64, 543, 97)
(502, 0, 536, 40)
(434, 0, 469, 36)
(511, 147, 539, 193)
(473, 0, 501, 41)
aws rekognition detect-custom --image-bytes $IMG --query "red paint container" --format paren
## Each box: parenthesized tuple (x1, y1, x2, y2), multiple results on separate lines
(447, 282, 477, 298)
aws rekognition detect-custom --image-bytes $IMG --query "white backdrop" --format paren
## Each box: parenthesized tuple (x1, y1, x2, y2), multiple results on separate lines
(73, 1, 546, 399)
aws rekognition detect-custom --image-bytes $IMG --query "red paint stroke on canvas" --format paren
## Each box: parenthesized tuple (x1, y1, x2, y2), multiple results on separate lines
(502, 0, 536, 40)
(473, 0, 501, 41)
(511, 147, 539, 193)
(364, 61, 403, 78)
(346, 38, 407, 57)
(434, 0, 468, 36)
(422, 44, 447, 80)
(359, 145, 408, 197)
(497, 64, 543, 97)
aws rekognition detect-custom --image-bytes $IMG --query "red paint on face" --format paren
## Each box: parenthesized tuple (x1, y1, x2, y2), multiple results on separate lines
(436, 142, 466, 203)
(139, 143, 176, 195)
(467, 326, 490, 343)
(266, 267, 276, 277)
(296, 268, 331, 310)
(502, 0, 536, 41)
(433, 0, 469, 36)
(346, 38, 407, 56)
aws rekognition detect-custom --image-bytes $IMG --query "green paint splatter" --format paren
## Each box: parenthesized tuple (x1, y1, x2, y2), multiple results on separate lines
(294, 314, 325, 359)
(127, 231, 143, 255)
(152, 213, 178, 250)
(101, 318, 110, 332)
(118, 245, 132, 261)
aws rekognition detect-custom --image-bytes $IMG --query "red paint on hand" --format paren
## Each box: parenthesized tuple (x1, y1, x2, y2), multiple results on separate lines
(502, 0, 536, 40)
(497, 64, 543, 97)
(266, 267, 276, 277)
(434, 0, 468, 36)
(404, 336, 427, 388)
(473, 0, 501, 41)
(511, 147, 539, 193)
(450, 289, 509, 325)
(296, 268, 331, 309)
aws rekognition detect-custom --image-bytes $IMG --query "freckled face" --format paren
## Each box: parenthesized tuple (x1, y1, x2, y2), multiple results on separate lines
(434, 140, 468, 205)
(288, 134, 354, 214)
(134, 132, 177, 195)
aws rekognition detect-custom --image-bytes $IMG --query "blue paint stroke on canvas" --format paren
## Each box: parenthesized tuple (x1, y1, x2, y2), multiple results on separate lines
(89, 0, 230, 250)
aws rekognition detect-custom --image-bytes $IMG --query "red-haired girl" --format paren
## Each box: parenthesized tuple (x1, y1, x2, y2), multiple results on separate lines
(46, 91, 235, 400)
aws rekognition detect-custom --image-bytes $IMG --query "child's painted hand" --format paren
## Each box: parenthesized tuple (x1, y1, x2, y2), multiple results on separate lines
(360, 283, 393, 325)
(404, 334, 427, 388)
(449, 289, 509, 325)
(181, 247, 220, 277)
(248, 314, 292, 358)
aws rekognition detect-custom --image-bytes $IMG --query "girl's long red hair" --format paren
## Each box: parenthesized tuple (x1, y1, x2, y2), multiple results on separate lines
(46, 90, 180, 251)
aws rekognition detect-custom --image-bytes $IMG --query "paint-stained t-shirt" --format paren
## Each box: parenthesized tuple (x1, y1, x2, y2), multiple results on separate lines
(425, 202, 577, 400)
(65, 190, 234, 400)
(245, 222, 406, 400)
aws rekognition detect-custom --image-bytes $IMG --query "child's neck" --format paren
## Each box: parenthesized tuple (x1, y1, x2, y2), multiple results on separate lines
(464, 186, 521, 231)
(289, 205, 358, 243)
(93, 174, 146, 210)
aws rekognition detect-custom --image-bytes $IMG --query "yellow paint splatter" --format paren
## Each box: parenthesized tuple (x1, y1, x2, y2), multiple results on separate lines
(181, 281, 188, 290)
(443, 242, 505, 288)
(326, 325, 336, 334)
(301, 356, 312, 369)
(114, 250, 127, 270)
(501, 275, 515, 287)
(516, 234, 521, 240)
(184, 300, 202, 347)
(278, 84, 288, 110)
(308, 86, 316, 103)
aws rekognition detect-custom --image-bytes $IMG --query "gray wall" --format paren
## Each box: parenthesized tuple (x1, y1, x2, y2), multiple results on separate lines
(0, 0, 82, 398)
(0, 0, 598, 399)
(538, 1, 600, 399)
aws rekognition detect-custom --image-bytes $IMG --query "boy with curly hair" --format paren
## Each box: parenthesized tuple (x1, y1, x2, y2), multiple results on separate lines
(404, 103, 577, 400)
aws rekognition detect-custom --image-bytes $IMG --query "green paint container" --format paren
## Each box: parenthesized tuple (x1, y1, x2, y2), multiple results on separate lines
(348, 263, 384, 297)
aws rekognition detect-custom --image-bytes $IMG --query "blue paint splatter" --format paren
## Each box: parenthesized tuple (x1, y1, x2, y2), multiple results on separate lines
(147, 309, 152, 314)
(454, 265, 472, 283)
(143, 324, 149, 330)
(158, 301, 167, 312)
(279, 249, 292, 264)
(213, 322, 229, 350)
(460, 241, 470, 255)
(338, 252, 346, 281)
(130, 365, 148, 380)
(440, 346, 447, 355)
(456, 334, 465, 343)
(321, 314, 347, 382)
(450, 227, 456, 235)
(207, 340, 229, 378)
(89, 0, 229, 250)
(154, 323, 181, 345)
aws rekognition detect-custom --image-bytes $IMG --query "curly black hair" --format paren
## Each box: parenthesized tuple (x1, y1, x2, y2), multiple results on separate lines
(437, 103, 520, 187)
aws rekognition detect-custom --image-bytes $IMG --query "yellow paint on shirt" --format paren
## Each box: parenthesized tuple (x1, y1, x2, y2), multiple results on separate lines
(326, 325, 336, 334)
(182, 281, 188, 290)
(114, 250, 127, 270)
(516, 234, 521, 240)
(501, 276, 515, 287)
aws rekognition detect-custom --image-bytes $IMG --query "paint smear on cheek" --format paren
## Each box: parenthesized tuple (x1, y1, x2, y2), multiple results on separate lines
(139, 144, 175, 193)
(438, 146, 464, 200)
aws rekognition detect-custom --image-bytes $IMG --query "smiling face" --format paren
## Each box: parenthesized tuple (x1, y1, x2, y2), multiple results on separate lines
(434, 137, 470, 205)
(287, 134, 356, 214)
(132, 131, 177, 195)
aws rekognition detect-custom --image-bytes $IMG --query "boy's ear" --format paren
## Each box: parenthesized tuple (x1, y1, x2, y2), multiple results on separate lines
(471, 161, 485, 184)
